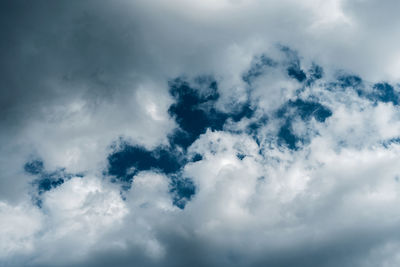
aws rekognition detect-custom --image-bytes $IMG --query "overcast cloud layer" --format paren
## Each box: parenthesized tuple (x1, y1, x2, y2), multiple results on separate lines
(1, 0, 400, 266)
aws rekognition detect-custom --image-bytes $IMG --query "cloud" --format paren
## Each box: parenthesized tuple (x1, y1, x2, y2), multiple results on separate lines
(2, 0, 400, 266)
(0, 201, 42, 261)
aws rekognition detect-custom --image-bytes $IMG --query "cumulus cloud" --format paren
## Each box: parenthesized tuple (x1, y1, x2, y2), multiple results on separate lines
(2, 0, 400, 266)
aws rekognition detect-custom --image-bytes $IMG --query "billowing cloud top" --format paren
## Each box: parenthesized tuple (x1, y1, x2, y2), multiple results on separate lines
(1, 0, 400, 266)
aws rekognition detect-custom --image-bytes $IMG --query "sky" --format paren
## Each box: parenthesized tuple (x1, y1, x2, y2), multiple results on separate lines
(1, 0, 400, 266)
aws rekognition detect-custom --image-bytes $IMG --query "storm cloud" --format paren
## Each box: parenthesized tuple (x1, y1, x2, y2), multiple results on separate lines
(1, 0, 400, 266)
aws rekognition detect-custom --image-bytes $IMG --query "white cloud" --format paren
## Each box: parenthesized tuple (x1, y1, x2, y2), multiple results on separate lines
(0, 201, 42, 260)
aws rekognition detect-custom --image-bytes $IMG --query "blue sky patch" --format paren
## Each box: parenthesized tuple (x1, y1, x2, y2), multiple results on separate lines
(276, 99, 332, 149)
(168, 77, 229, 149)
(306, 63, 324, 86)
(24, 159, 82, 207)
(369, 82, 399, 105)
(280, 46, 307, 82)
(277, 99, 332, 123)
(278, 121, 299, 150)
(107, 142, 196, 209)
(169, 175, 196, 209)
(287, 65, 307, 82)
(107, 144, 183, 183)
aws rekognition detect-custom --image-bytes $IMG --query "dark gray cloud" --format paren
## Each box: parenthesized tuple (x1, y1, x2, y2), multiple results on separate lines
(1, 1, 144, 128)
